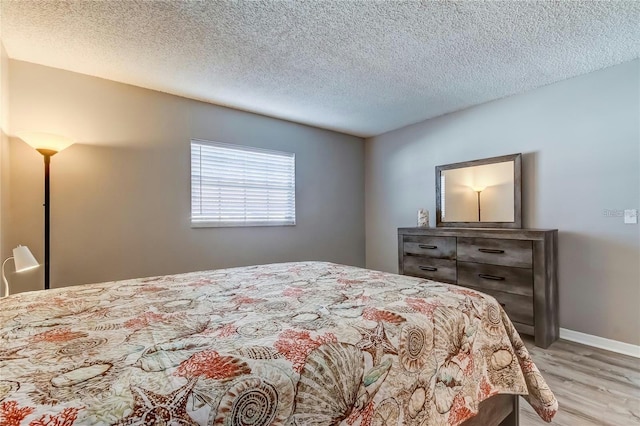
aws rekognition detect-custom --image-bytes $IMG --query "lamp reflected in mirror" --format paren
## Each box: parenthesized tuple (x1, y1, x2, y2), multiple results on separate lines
(470, 186, 487, 221)
(16, 132, 75, 290)
(441, 162, 515, 223)
(2, 245, 39, 297)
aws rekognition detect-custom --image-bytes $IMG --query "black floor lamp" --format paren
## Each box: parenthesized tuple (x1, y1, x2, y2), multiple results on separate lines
(471, 186, 486, 222)
(17, 132, 74, 290)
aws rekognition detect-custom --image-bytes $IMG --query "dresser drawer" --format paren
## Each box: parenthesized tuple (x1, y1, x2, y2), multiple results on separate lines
(457, 237, 532, 268)
(403, 256, 456, 283)
(457, 262, 533, 297)
(403, 236, 456, 259)
(466, 286, 534, 326)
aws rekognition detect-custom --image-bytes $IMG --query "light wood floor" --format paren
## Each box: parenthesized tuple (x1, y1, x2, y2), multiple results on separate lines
(520, 338, 640, 426)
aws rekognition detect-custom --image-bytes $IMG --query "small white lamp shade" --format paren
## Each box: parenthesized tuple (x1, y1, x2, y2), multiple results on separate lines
(13, 245, 39, 272)
(16, 132, 75, 153)
(471, 185, 486, 193)
(2, 245, 39, 297)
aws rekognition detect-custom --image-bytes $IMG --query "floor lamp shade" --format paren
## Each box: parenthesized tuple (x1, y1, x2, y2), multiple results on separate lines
(16, 132, 75, 154)
(16, 132, 74, 290)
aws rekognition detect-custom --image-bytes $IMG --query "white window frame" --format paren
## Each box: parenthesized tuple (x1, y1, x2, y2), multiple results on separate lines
(190, 139, 296, 227)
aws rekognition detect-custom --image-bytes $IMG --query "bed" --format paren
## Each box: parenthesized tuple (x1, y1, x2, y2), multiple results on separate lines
(0, 261, 557, 425)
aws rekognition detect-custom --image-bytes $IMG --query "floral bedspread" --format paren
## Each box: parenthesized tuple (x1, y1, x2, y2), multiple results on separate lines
(0, 262, 557, 425)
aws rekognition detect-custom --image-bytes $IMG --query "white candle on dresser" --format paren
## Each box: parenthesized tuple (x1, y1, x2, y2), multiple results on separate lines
(418, 209, 429, 227)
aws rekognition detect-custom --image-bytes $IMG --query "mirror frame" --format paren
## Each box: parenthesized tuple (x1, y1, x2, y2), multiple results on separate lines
(435, 153, 522, 229)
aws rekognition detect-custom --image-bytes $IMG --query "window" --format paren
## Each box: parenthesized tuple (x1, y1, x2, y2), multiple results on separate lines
(191, 140, 296, 227)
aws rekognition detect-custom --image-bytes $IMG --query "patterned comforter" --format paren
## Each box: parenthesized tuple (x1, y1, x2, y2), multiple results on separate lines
(0, 262, 557, 425)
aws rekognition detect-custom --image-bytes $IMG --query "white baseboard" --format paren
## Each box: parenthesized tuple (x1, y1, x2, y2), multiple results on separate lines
(559, 328, 640, 358)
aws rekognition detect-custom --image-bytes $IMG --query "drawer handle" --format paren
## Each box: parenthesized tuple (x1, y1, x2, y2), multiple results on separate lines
(479, 274, 505, 281)
(478, 248, 505, 254)
(418, 244, 437, 249)
(419, 266, 438, 272)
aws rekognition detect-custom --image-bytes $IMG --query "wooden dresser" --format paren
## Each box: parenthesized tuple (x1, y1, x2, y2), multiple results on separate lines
(398, 227, 558, 348)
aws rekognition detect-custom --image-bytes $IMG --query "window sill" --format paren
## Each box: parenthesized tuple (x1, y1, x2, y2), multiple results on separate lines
(191, 221, 296, 228)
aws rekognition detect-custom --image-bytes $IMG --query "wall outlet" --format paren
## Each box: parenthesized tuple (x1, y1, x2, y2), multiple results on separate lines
(624, 209, 638, 224)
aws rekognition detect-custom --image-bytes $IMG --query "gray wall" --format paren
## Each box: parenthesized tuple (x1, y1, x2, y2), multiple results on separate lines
(6, 60, 364, 292)
(365, 60, 640, 345)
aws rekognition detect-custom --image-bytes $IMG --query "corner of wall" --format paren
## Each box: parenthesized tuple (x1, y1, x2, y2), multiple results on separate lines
(0, 39, 11, 285)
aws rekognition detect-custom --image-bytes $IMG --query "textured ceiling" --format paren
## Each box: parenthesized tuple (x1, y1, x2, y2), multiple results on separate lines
(1, 1, 639, 137)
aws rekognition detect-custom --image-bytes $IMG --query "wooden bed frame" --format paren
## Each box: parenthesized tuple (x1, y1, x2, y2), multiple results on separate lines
(462, 394, 519, 426)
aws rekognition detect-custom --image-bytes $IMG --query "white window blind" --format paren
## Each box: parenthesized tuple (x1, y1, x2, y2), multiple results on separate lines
(191, 140, 296, 227)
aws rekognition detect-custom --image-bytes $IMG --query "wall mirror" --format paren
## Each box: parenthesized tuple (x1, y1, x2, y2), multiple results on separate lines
(436, 153, 522, 228)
